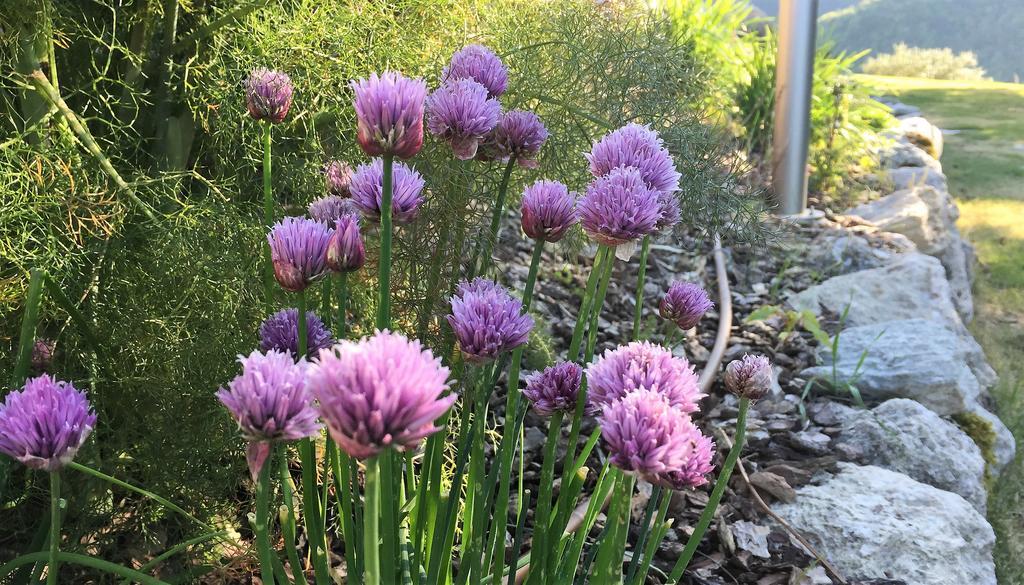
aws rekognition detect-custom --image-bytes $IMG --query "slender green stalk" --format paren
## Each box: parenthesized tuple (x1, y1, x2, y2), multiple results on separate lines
(254, 445, 276, 585)
(279, 454, 304, 584)
(589, 471, 634, 585)
(0, 552, 172, 585)
(297, 291, 308, 358)
(631, 491, 671, 585)
(321, 276, 332, 330)
(526, 410, 564, 584)
(43, 274, 106, 363)
(330, 443, 358, 582)
(584, 248, 615, 365)
(262, 123, 275, 313)
(377, 153, 394, 330)
(567, 247, 609, 362)
(632, 235, 651, 340)
(624, 485, 661, 584)
(507, 489, 531, 585)
(46, 472, 60, 585)
(120, 531, 228, 585)
(475, 158, 517, 275)
(67, 462, 206, 528)
(668, 398, 750, 582)
(364, 455, 382, 585)
(11, 268, 44, 388)
(336, 272, 349, 339)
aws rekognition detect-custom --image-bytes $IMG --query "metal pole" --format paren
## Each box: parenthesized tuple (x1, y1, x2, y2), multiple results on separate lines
(771, 0, 818, 215)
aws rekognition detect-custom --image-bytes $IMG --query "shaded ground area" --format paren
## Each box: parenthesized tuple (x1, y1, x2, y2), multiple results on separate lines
(859, 74, 1024, 585)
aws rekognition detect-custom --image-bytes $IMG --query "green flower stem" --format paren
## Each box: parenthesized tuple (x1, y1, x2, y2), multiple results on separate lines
(0, 552, 172, 585)
(321, 275, 333, 330)
(11, 268, 44, 388)
(262, 123, 274, 314)
(278, 454, 304, 585)
(364, 455, 382, 585)
(297, 291, 308, 358)
(631, 490, 671, 585)
(525, 410, 564, 585)
(589, 470, 634, 585)
(475, 158, 517, 276)
(377, 153, 394, 330)
(583, 245, 615, 364)
(624, 485, 661, 584)
(254, 444, 276, 585)
(120, 531, 228, 585)
(336, 272, 349, 339)
(67, 461, 207, 529)
(330, 442, 359, 583)
(484, 238, 545, 579)
(668, 397, 750, 583)
(459, 364, 494, 563)
(631, 235, 651, 340)
(567, 246, 610, 362)
(47, 472, 60, 585)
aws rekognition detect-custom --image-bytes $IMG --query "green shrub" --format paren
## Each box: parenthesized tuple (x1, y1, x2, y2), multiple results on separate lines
(862, 43, 989, 80)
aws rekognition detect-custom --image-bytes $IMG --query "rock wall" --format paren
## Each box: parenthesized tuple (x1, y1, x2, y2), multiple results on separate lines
(774, 103, 1015, 585)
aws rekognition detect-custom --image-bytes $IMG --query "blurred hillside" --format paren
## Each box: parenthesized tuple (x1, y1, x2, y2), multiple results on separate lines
(750, 0, 1023, 82)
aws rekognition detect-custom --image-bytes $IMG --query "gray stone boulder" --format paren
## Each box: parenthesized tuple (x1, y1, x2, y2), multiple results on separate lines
(898, 116, 943, 158)
(878, 141, 942, 172)
(883, 166, 947, 192)
(846, 186, 973, 321)
(775, 463, 996, 585)
(838, 399, 987, 512)
(801, 319, 981, 415)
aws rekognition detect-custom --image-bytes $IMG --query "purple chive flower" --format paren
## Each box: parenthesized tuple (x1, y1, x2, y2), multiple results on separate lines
(31, 338, 55, 373)
(577, 166, 662, 246)
(724, 354, 774, 400)
(447, 277, 534, 363)
(0, 375, 96, 472)
(599, 388, 709, 484)
(217, 350, 320, 479)
(351, 71, 427, 159)
(656, 191, 681, 231)
(426, 78, 501, 160)
(659, 282, 713, 331)
(655, 433, 715, 490)
(259, 308, 335, 360)
(442, 44, 508, 99)
(310, 330, 455, 460)
(523, 362, 585, 417)
(493, 110, 548, 169)
(349, 158, 426, 225)
(267, 216, 333, 292)
(521, 180, 578, 242)
(586, 341, 703, 413)
(309, 195, 360, 225)
(324, 160, 353, 197)
(585, 123, 681, 194)
(245, 68, 293, 124)
(327, 213, 365, 272)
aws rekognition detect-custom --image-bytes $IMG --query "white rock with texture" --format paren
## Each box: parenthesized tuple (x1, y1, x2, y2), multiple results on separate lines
(775, 463, 996, 585)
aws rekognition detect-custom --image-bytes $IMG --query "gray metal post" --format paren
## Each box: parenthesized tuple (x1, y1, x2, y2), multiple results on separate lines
(771, 0, 818, 215)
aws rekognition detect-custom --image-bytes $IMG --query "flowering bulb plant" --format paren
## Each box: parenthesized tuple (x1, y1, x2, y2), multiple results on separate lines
(2, 45, 765, 585)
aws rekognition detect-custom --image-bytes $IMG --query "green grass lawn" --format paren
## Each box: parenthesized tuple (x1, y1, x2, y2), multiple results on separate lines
(858, 74, 1024, 584)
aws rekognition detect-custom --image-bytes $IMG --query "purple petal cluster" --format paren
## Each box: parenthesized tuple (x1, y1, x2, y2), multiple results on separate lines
(267, 216, 333, 292)
(245, 68, 293, 124)
(327, 213, 365, 272)
(520, 180, 578, 242)
(523, 361, 585, 417)
(217, 350, 320, 444)
(656, 191, 681, 231)
(309, 195, 360, 225)
(659, 281, 713, 331)
(492, 110, 548, 169)
(323, 160, 353, 197)
(426, 78, 501, 160)
(0, 375, 96, 471)
(598, 389, 711, 484)
(724, 354, 774, 400)
(259, 308, 335, 359)
(586, 341, 703, 413)
(577, 166, 662, 246)
(349, 159, 426, 225)
(447, 277, 534, 363)
(586, 123, 681, 195)
(656, 433, 715, 489)
(351, 72, 427, 159)
(442, 44, 508, 99)
(310, 330, 455, 460)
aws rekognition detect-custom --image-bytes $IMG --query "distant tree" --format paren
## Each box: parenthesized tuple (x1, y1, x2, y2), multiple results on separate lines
(863, 43, 988, 80)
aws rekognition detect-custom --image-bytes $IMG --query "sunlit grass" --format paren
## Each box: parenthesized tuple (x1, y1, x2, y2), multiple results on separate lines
(861, 74, 1024, 585)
